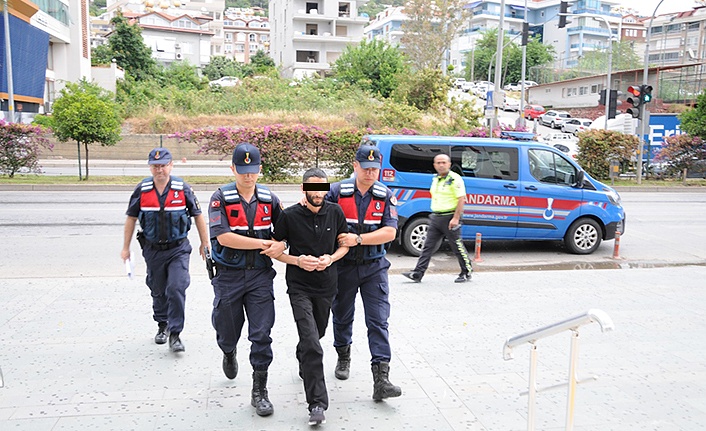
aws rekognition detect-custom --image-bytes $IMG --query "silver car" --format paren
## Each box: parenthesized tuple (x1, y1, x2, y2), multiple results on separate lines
(561, 118, 593, 136)
(539, 110, 571, 129)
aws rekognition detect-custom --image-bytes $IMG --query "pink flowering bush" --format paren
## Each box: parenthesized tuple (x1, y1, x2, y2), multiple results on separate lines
(172, 124, 529, 181)
(0, 121, 53, 177)
(656, 134, 706, 177)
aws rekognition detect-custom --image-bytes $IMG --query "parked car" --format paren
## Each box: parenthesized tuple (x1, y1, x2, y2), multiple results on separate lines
(503, 83, 520, 91)
(561, 118, 593, 135)
(520, 80, 539, 88)
(453, 78, 467, 89)
(461, 81, 474, 93)
(551, 141, 579, 160)
(502, 97, 521, 111)
(539, 110, 572, 129)
(523, 104, 546, 120)
(209, 76, 240, 88)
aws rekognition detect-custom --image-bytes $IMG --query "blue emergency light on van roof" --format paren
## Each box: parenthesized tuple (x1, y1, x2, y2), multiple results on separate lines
(499, 131, 536, 141)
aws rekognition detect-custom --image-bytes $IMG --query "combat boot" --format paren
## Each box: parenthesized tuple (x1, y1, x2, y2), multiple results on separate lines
(371, 362, 402, 401)
(334, 345, 351, 380)
(251, 370, 274, 416)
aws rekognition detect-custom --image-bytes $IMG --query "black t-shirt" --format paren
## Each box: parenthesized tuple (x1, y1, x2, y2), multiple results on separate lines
(273, 200, 348, 297)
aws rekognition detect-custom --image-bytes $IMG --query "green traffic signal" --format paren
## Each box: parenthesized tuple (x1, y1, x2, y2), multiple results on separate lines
(641, 85, 653, 103)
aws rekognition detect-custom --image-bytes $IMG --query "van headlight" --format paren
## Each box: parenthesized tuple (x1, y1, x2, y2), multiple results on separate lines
(605, 189, 621, 206)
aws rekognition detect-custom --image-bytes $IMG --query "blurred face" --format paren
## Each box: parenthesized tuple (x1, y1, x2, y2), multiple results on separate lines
(353, 161, 380, 188)
(304, 176, 327, 207)
(231, 165, 260, 189)
(433, 155, 451, 176)
(150, 162, 173, 181)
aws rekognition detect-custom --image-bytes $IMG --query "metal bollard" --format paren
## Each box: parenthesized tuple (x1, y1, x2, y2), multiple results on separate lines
(473, 232, 483, 262)
(612, 231, 621, 260)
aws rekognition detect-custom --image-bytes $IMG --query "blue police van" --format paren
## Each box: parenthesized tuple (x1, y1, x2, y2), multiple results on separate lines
(364, 134, 626, 256)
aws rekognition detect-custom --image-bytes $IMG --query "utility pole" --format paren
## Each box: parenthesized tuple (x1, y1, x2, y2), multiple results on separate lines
(3, 0, 15, 123)
(637, 0, 666, 184)
(490, 0, 506, 132)
(519, 0, 528, 128)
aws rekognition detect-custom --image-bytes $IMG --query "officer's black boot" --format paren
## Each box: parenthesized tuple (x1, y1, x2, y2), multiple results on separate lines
(371, 362, 402, 401)
(154, 322, 168, 345)
(334, 345, 351, 380)
(251, 370, 274, 416)
(222, 349, 237, 380)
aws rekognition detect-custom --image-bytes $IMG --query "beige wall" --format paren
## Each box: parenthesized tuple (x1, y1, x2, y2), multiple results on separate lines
(45, 134, 227, 161)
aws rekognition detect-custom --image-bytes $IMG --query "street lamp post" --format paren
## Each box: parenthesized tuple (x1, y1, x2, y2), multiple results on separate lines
(637, 0, 666, 185)
(490, 0, 507, 131)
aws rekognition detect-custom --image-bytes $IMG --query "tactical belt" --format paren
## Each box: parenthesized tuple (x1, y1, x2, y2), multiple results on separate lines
(147, 239, 186, 251)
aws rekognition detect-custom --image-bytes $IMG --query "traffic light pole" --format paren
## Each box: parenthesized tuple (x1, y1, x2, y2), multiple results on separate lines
(637, 0, 665, 184)
(490, 0, 506, 132)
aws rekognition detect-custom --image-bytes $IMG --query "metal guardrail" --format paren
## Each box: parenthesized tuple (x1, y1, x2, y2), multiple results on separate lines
(503, 309, 614, 431)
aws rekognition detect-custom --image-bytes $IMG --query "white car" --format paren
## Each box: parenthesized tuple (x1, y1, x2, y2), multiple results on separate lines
(561, 118, 593, 136)
(539, 110, 571, 129)
(209, 76, 241, 88)
(453, 78, 467, 89)
(502, 97, 521, 111)
(551, 141, 579, 160)
(461, 81, 474, 93)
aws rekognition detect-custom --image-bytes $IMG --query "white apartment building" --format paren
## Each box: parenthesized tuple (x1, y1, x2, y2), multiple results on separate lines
(106, 0, 225, 57)
(223, 11, 270, 63)
(269, 0, 370, 78)
(648, 7, 706, 67)
(363, 6, 406, 46)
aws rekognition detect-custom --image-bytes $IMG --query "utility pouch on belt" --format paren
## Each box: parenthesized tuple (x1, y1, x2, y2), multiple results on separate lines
(136, 230, 146, 250)
(205, 247, 216, 280)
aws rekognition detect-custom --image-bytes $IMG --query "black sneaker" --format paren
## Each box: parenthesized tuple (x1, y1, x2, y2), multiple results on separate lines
(308, 405, 326, 426)
(455, 273, 472, 283)
(169, 333, 185, 353)
(402, 272, 422, 283)
(154, 323, 168, 345)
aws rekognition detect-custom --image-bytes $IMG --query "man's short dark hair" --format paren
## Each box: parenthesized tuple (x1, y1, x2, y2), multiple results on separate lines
(303, 168, 327, 182)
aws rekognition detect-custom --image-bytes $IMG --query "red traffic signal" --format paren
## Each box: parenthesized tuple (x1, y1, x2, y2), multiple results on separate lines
(627, 85, 642, 98)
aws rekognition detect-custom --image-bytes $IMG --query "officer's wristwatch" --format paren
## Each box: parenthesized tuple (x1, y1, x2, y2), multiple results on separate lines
(356, 234, 363, 245)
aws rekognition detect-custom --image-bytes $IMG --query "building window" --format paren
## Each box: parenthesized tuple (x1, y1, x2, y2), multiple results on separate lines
(249, 34, 256, 42)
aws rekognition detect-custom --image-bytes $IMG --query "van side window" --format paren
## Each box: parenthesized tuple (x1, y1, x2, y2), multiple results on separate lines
(451, 146, 518, 180)
(528, 149, 578, 186)
(390, 144, 449, 174)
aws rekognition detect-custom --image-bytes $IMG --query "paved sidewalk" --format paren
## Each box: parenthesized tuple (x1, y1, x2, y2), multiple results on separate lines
(1, 265, 705, 430)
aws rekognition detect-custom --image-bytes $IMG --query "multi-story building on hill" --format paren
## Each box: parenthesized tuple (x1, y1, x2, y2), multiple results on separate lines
(269, 0, 370, 78)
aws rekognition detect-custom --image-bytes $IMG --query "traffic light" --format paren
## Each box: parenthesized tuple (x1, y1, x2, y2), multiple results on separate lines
(626, 85, 643, 119)
(521, 22, 530, 46)
(642, 85, 653, 103)
(608, 89, 620, 119)
(558, 1, 569, 28)
(598, 89, 606, 105)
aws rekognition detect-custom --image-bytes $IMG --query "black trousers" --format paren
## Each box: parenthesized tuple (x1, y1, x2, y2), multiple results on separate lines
(289, 292, 333, 411)
(413, 213, 473, 277)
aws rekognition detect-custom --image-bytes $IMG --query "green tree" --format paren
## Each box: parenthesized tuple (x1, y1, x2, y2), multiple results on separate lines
(393, 67, 449, 111)
(159, 61, 203, 91)
(401, 0, 469, 70)
(333, 39, 407, 98)
(51, 80, 122, 180)
(250, 50, 276, 73)
(465, 30, 554, 83)
(91, 44, 113, 66)
(108, 12, 158, 81)
(202, 56, 242, 81)
(577, 40, 641, 73)
(679, 92, 706, 139)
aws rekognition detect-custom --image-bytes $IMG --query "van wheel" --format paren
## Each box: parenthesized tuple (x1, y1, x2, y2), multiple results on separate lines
(402, 217, 429, 257)
(564, 218, 602, 254)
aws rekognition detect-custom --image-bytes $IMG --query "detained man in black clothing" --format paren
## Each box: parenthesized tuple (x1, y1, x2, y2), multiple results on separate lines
(273, 168, 349, 426)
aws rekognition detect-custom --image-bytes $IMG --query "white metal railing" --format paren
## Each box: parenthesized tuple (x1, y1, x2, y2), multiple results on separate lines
(503, 309, 614, 431)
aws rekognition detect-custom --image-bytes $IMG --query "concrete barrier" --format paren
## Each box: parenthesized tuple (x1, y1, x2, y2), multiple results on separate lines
(44, 134, 225, 161)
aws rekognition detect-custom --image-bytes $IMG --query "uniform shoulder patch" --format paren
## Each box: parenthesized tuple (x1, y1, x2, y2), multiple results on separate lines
(390, 195, 398, 206)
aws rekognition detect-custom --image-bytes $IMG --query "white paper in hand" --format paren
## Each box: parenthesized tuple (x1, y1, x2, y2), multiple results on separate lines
(125, 255, 135, 280)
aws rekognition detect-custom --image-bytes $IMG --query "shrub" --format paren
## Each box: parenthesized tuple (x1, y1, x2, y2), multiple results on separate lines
(0, 121, 53, 177)
(655, 134, 706, 177)
(577, 130, 638, 180)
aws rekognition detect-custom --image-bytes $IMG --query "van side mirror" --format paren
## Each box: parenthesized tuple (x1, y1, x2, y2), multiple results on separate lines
(574, 170, 585, 188)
